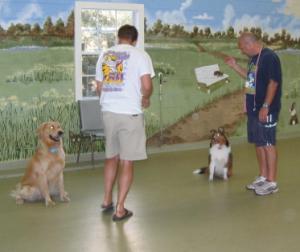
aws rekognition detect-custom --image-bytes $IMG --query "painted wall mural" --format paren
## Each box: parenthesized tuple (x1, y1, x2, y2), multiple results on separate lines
(1, 0, 300, 161)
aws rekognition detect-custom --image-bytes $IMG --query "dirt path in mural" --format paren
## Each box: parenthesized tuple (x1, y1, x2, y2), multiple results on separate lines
(147, 43, 246, 146)
(147, 89, 245, 145)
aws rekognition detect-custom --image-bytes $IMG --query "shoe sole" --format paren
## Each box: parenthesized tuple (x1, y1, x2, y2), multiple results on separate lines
(255, 188, 279, 196)
(246, 182, 266, 191)
(112, 209, 133, 222)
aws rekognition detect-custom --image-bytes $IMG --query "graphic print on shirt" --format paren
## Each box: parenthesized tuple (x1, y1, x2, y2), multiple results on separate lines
(245, 62, 256, 95)
(102, 51, 130, 91)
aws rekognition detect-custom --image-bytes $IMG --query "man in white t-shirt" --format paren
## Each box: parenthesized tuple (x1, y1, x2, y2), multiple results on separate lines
(95, 24, 155, 221)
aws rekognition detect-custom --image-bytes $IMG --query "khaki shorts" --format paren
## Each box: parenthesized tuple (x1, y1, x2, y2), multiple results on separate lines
(102, 111, 147, 160)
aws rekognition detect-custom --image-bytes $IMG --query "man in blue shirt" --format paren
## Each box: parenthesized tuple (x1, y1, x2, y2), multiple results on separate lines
(225, 32, 282, 195)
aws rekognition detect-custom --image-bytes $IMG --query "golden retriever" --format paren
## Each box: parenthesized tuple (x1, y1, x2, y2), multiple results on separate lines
(11, 121, 70, 207)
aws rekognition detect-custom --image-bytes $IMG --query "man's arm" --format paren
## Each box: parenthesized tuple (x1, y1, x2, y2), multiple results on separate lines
(224, 56, 247, 79)
(96, 80, 103, 97)
(259, 79, 278, 122)
(140, 74, 153, 108)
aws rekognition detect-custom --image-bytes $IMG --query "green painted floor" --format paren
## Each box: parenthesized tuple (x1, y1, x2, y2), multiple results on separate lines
(1, 137, 300, 252)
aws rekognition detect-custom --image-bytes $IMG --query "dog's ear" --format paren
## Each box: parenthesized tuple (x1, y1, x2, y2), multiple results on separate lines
(210, 129, 216, 136)
(49, 117, 57, 123)
(36, 122, 47, 138)
(218, 127, 225, 134)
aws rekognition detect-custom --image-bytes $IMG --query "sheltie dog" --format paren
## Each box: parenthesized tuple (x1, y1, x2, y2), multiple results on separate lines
(193, 128, 233, 181)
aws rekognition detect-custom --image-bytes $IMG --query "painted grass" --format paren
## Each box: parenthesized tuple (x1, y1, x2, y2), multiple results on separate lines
(0, 47, 74, 101)
(6, 64, 74, 83)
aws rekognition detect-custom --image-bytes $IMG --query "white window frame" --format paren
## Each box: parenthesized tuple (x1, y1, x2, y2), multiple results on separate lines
(74, 1, 144, 100)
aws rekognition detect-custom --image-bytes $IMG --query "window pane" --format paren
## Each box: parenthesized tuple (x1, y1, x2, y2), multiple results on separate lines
(81, 9, 98, 28)
(82, 76, 97, 97)
(99, 10, 116, 32)
(117, 11, 133, 28)
(81, 29, 100, 53)
(82, 55, 98, 75)
(101, 33, 116, 49)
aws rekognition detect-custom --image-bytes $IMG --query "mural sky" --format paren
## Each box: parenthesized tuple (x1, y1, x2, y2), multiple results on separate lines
(1, 0, 300, 36)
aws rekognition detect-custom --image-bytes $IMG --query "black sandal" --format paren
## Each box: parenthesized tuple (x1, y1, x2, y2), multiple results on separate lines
(101, 202, 114, 212)
(112, 208, 133, 222)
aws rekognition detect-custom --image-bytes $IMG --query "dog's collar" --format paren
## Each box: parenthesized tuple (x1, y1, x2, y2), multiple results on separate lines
(48, 147, 59, 154)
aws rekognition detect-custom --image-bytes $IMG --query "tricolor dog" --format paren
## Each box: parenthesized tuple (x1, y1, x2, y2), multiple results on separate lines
(289, 102, 298, 125)
(11, 122, 70, 207)
(193, 128, 233, 181)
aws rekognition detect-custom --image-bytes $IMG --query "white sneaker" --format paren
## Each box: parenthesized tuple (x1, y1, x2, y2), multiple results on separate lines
(255, 181, 279, 196)
(246, 176, 266, 190)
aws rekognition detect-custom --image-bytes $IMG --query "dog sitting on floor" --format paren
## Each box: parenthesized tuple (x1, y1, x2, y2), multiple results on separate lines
(289, 102, 298, 125)
(193, 128, 233, 181)
(11, 121, 70, 207)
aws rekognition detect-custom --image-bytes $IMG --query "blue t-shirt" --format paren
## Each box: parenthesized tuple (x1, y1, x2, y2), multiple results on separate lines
(245, 48, 282, 116)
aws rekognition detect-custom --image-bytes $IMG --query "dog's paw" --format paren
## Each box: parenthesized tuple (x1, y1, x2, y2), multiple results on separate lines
(16, 197, 24, 205)
(60, 192, 70, 202)
(61, 195, 70, 202)
(45, 199, 56, 207)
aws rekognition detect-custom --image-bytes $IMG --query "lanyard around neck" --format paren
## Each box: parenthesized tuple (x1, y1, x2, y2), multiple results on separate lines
(254, 47, 263, 85)
(246, 47, 263, 112)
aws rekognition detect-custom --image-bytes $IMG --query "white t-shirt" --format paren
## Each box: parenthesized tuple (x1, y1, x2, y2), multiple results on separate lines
(95, 44, 155, 114)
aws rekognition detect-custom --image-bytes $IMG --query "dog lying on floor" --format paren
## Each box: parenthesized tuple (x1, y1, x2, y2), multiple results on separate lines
(193, 128, 233, 181)
(11, 121, 70, 207)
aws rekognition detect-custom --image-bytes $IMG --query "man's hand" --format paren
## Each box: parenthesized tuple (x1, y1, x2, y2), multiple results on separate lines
(259, 107, 269, 122)
(96, 81, 102, 97)
(224, 56, 237, 68)
(224, 56, 247, 78)
(142, 96, 150, 108)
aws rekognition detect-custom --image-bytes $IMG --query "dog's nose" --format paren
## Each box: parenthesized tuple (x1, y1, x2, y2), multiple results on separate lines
(58, 131, 64, 136)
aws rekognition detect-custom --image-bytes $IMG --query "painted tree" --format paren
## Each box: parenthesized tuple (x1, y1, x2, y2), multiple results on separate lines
(31, 23, 42, 36)
(23, 24, 31, 36)
(226, 26, 235, 38)
(152, 19, 163, 35)
(199, 29, 204, 37)
(280, 29, 287, 41)
(162, 24, 171, 37)
(43, 16, 54, 36)
(7, 23, 17, 36)
(144, 17, 148, 34)
(262, 32, 269, 44)
(204, 27, 211, 37)
(0, 25, 5, 36)
(273, 32, 280, 42)
(15, 23, 25, 36)
(55, 18, 65, 36)
(191, 26, 199, 37)
(170, 24, 185, 37)
(285, 32, 292, 46)
(214, 31, 222, 39)
(65, 10, 74, 38)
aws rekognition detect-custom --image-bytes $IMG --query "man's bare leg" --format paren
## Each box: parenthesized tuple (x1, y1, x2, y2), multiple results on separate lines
(115, 160, 134, 217)
(102, 155, 119, 206)
(264, 146, 277, 182)
(256, 147, 268, 178)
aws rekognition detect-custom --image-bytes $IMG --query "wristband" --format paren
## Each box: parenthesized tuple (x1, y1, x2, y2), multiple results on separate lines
(262, 103, 269, 109)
